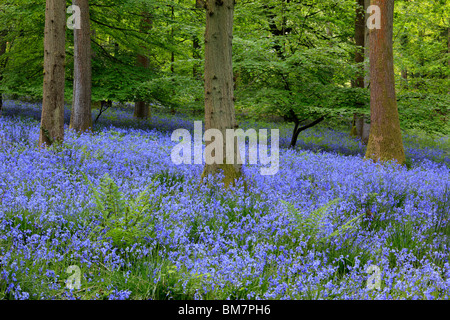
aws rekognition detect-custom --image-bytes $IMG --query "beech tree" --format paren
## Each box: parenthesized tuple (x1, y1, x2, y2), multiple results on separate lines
(134, 10, 152, 119)
(39, 0, 66, 148)
(70, 0, 92, 132)
(0, 32, 6, 115)
(365, 0, 405, 164)
(351, 0, 366, 140)
(200, 0, 242, 187)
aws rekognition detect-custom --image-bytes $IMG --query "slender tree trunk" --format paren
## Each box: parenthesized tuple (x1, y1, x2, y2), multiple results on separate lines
(352, 0, 366, 141)
(400, 0, 409, 90)
(201, 0, 242, 187)
(193, 36, 201, 79)
(356, 0, 371, 144)
(354, 0, 365, 89)
(39, 0, 66, 148)
(0, 34, 6, 115)
(365, 0, 405, 165)
(364, 0, 370, 88)
(289, 116, 325, 149)
(70, 0, 92, 133)
(134, 11, 151, 119)
(171, 4, 175, 74)
(193, 1, 203, 80)
(134, 55, 150, 118)
(134, 50, 150, 118)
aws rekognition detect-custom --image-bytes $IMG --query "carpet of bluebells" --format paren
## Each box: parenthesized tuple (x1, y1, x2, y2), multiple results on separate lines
(0, 100, 449, 300)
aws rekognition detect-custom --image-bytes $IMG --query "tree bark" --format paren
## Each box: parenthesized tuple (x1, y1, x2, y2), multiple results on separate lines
(0, 33, 6, 115)
(365, 0, 405, 165)
(39, 0, 66, 148)
(134, 10, 152, 119)
(351, 0, 366, 141)
(134, 45, 150, 119)
(193, 36, 201, 79)
(201, 0, 242, 188)
(289, 116, 325, 149)
(70, 0, 92, 133)
(351, 0, 370, 145)
(354, 0, 365, 89)
(193, 1, 203, 79)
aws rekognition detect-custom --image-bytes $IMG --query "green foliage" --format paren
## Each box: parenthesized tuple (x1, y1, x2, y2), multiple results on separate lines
(281, 198, 364, 248)
(135, 75, 203, 113)
(1, 0, 448, 138)
(82, 173, 157, 249)
(397, 93, 449, 136)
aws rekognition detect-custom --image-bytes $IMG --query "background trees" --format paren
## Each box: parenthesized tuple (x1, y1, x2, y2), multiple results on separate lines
(0, 0, 447, 144)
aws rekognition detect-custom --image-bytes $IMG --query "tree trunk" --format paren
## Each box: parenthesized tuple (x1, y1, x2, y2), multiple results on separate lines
(39, 0, 66, 148)
(0, 34, 6, 115)
(351, 0, 366, 141)
(289, 116, 325, 149)
(70, 0, 92, 133)
(193, 36, 202, 79)
(134, 46, 150, 119)
(354, 0, 365, 89)
(351, 0, 370, 145)
(360, 0, 371, 145)
(193, 1, 203, 79)
(201, 0, 242, 188)
(170, 4, 175, 74)
(134, 11, 152, 119)
(400, 25, 409, 89)
(364, 0, 370, 88)
(365, 0, 405, 165)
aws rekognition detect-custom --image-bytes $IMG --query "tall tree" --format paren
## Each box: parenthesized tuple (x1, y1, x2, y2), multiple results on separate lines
(39, 0, 66, 148)
(351, 0, 370, 144)
(201, 0, 242, 187)
(70, 0, 92, 132)
(134, 10, 152, 119)
(193, 0, 204, 79)
(351, 0, 366, 139)
(365, 0, 405, 164)
(0, 32, 6, 115)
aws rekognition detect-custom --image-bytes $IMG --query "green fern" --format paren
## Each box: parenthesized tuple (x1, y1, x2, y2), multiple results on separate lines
(282, 198, 363, 246)
(282, 198, 340, 237)
(82, 173, 159, 249)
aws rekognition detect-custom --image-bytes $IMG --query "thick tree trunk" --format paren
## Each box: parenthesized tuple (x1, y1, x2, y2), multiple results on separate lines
(365, 0, 405, 165)
(201, 0, 242, 188)
(70, 0, 92, 133)
(134, 11, 151, 119)
(39, 0, 66, 148)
